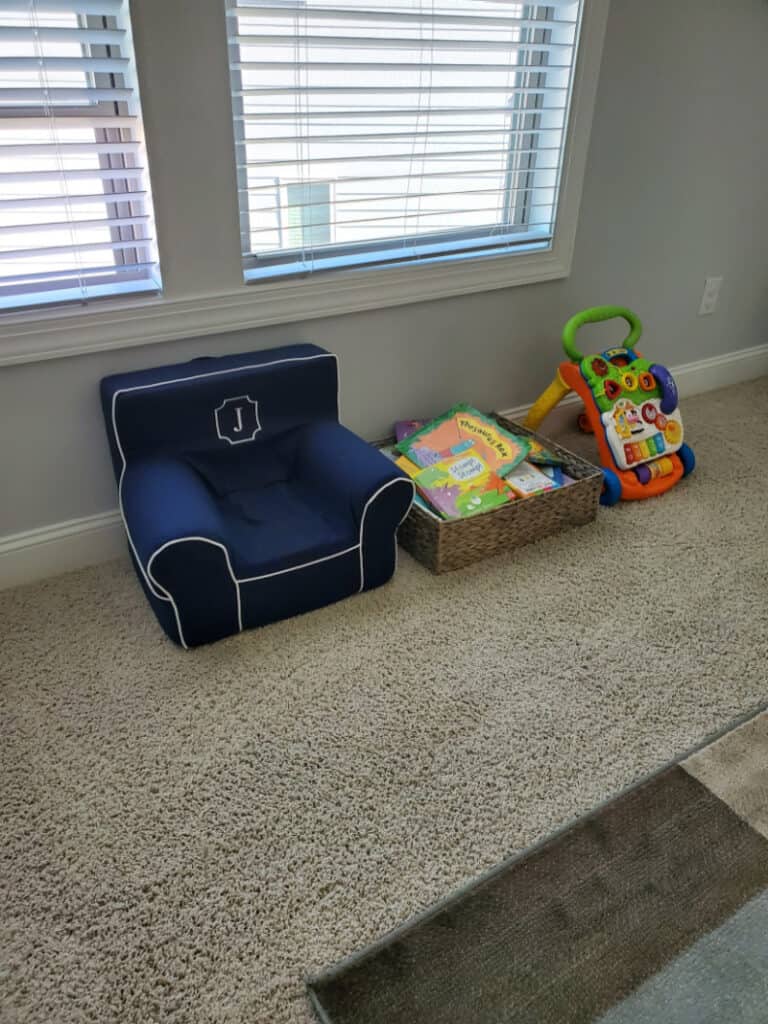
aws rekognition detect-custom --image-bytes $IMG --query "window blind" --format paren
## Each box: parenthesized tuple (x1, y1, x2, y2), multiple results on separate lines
(226, 0, 582, 281)
(0, 0, 159, 312)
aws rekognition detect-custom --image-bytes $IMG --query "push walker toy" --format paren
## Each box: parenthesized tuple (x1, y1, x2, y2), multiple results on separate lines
(524, 306, 695, 506)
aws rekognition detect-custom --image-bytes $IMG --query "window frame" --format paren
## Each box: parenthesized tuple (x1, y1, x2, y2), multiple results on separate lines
(0, 0, 610, 367)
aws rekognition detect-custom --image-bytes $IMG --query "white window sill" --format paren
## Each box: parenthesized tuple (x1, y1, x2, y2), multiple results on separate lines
(0, 240, 571, 367)
(0, 278, 160, 315)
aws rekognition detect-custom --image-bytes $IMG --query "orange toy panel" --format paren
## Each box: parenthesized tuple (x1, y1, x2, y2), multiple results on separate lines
(559, 361, 682, 499)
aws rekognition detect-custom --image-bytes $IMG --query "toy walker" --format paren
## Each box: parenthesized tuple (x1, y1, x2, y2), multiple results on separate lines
(524, 306, 695, 506)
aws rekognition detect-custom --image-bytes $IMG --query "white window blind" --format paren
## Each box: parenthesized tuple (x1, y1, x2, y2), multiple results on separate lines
(0, 0, 159, 312)
(226, 0, 582, 281)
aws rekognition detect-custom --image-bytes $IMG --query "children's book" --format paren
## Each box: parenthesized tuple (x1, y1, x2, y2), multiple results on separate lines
(504, 460, 556, 498)
(394, 454, 420, 478)
(412, 450, 515, 519)
(525, 437, 566, 467)
(396, 404, 530, 476)
(394, 419, 425, 443)
(380, 445, 442, 519)
(540, 464, 576, 487)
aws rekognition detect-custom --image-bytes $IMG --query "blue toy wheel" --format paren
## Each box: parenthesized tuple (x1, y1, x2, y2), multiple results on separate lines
(678, 442, 695, 478)
(600, 467, 622, 506)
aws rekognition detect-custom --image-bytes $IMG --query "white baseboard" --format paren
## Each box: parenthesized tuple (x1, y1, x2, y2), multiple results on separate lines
(1, 341, 767, 591)
(0, 510, 124, 591)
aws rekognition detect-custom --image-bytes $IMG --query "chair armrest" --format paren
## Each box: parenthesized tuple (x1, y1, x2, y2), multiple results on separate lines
(295, 421, 411, 523)
(121, 456, 227, 567)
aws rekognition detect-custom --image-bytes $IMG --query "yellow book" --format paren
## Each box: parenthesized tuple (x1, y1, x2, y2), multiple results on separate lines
(395, 454, 420, 479)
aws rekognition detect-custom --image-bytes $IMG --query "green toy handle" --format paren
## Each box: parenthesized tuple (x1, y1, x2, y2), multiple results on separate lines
(562, 305, 643, 363)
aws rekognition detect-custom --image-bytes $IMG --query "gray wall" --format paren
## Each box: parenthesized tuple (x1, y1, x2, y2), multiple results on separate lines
(1, 0, 767, 537)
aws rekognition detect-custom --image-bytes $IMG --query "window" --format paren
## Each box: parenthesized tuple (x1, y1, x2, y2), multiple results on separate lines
(0, 0, 159, 312)
(225, 0, 583, 282)
(1, 0, 608, 363)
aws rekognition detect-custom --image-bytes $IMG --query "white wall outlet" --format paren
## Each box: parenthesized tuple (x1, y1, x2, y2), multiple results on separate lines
(699, 276, 723, 316)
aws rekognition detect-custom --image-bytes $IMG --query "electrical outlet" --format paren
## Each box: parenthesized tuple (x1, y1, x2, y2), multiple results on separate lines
(699, 276, 723, 316)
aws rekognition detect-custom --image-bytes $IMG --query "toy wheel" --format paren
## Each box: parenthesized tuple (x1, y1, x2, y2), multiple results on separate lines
(678, 442, 695, 478)
(577, 412, 594, 434)
(600, 468, 622, 506)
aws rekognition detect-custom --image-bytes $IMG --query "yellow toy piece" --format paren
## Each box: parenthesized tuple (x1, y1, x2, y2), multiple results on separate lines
(524, 369, 571, 431)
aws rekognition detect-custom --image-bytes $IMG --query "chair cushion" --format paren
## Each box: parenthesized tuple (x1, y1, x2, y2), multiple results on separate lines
(185, 440, 290, 496)
(218, 476, 357, 579)
(181, 427, 358, 578)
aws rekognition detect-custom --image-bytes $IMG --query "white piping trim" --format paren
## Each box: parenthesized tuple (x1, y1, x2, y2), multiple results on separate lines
(237, 543, 359, 583)
(393, 481, 417, 576)
(143, 568, 188, 650)
(146, 537, 243, 650)
(214, 394, 262, 445)
(110, 350, 338, 607)
(114, 352, 338, 402)
(358, 478, 416, 593)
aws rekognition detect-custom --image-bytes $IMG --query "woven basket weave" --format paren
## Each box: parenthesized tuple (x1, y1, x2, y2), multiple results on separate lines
(394, 416, 603, 574)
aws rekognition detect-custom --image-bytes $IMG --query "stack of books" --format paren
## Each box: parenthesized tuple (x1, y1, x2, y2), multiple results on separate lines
(382, 404, 575, 521)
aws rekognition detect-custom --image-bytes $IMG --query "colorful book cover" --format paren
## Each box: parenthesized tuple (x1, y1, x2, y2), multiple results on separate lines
(505, 460, 556, 498)
(394, 454, 420, 479)
(525, 437, 566, 467)
(413, 450, 515, 519)
(396, 404, 530, 476)
(394, 419, 425, 443)
(540, 464, 576, 487)
(380, 446, 442, 519)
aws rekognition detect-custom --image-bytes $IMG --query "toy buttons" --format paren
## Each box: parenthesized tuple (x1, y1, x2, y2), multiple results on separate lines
(524, 306, 695, 505)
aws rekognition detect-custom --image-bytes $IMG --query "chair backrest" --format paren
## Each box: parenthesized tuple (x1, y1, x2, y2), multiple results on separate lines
(101, 343, 338, 478)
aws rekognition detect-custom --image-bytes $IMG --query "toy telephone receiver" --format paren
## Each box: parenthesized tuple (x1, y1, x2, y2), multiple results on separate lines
(524, 306, 695, 505)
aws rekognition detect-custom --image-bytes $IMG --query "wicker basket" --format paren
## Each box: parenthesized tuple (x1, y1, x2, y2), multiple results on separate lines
(394, 416, 603, 573)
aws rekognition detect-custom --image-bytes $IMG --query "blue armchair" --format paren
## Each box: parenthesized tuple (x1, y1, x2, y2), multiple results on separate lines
(101, 344, 413, 648)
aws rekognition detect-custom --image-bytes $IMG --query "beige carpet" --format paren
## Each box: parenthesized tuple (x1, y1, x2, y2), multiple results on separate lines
(1, 378, 767, 1024)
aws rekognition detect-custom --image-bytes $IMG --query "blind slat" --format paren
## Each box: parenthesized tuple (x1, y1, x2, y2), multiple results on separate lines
(0, 116, 137, 129)
(234, 105, 554, 120)
(1, 214, 151, 237)
(254, 189, 556, 216)
(241, 163, 556, 190)
(233, 60, 569, 72)
(241, 123, 563, 145)
(249, 203, 555, 233)
(0, 191, 147, 211)
(0, 167, 145, 184)
(0, 26, 125, 44)
(0, 0, 124, 11)
(236, 85, 559, 96)
(0, 87, 133, 102)
(228, 6, 572, 30)
(0, 262, 155, 286)
(0, 140, 141, 156)
(0, 56, 130, 72)
(0, 238, 155, 261)
(244, 144, 560, 169)
(235, 33, 570, 52)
